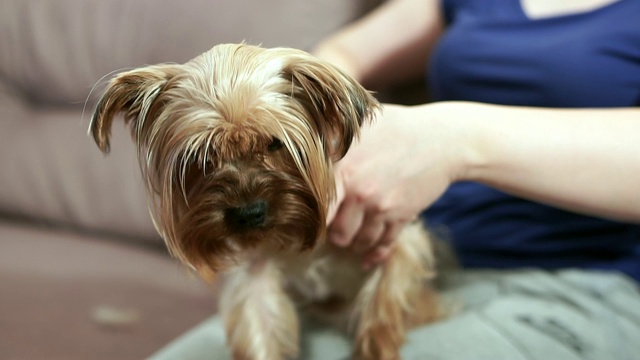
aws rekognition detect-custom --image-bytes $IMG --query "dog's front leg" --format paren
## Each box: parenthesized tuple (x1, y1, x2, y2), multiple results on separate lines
(220, 260, 299, 360)
(351, 222, 439, 360)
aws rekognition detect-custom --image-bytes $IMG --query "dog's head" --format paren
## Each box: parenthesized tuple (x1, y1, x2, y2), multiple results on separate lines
(90, 44, 379, 279)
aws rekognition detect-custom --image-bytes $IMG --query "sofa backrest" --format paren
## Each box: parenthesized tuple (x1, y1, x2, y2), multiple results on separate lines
(0, 0, 382, 244)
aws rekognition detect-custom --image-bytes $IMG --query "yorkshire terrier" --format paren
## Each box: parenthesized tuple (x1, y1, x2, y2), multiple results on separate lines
(90, 43, 440, 360)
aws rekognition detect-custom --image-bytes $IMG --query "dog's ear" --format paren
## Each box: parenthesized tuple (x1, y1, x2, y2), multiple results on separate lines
(89, 64, 183, 153)
(283, 55, 380, 161)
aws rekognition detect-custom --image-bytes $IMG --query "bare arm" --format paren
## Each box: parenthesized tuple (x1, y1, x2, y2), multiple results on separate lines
(312, 0, 444, 89)
(328, 102, 640, 266)
(456, 102, 640, 222)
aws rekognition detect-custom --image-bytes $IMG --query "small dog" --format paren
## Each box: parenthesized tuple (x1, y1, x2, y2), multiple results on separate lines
(90, 43, 440, 360)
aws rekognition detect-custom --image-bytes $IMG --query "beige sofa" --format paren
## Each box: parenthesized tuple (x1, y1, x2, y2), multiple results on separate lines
(0, 1, 383, 359)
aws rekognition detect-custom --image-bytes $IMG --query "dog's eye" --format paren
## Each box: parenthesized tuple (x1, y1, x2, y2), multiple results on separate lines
(267, 138, 283, 152)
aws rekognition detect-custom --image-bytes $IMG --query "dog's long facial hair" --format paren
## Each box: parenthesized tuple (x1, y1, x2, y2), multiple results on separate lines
(90, 44, 439, 360)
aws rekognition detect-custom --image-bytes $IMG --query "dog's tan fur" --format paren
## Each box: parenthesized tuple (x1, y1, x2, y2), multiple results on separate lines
(90, 43, 440, 360)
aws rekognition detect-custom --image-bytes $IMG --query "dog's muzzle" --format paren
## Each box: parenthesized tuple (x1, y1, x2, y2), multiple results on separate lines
(225, 200, 268, 231)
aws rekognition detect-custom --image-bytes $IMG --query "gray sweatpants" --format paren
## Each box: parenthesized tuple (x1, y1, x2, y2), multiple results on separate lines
(149, 269, 640, 360)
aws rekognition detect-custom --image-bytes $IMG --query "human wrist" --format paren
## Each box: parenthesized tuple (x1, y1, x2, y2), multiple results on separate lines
(421, 101, 489, 184)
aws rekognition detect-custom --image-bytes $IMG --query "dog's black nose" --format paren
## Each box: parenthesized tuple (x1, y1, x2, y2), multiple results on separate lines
(225, 201, 268, 230)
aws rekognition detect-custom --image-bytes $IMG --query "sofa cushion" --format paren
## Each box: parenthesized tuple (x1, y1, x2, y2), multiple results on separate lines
(0, 220, 217, 360)
(0, 82, 160, 242)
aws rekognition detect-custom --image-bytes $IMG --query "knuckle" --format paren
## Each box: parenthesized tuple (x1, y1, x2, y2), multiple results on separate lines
(351, 190, 389, 215)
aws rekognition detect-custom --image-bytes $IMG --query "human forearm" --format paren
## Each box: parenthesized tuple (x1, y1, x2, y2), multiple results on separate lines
(440, 102, 640, 222)
(312, 0, 443, 89)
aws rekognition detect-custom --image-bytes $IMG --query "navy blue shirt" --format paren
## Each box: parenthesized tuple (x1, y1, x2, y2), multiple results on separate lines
(423, 0, 640, 282)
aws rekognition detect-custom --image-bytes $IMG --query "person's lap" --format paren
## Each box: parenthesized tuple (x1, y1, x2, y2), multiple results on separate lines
(149, 269, 640, 360)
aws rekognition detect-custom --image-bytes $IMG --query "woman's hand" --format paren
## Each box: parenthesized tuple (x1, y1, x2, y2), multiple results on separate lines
(326, 103, 468, 268)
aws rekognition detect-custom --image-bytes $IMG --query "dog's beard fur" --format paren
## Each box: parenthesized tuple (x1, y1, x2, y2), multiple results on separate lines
(91, 44, 377, 279)
(90, 44, 439, 360)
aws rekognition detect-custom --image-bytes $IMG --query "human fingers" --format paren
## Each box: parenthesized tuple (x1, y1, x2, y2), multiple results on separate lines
(361, 245, 394, 270)
(351, 213, 386, 253)
(327, 199, 365, 248)
(361, 222, 403, 268)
